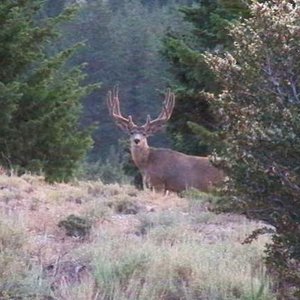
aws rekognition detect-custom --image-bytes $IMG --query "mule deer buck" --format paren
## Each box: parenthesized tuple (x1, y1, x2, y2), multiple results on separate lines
(107, 87, 224, 193)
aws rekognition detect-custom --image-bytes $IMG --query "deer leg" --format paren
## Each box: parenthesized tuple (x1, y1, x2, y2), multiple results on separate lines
(142, 176, 147, 190)
(151, 184, 166, 194)
(142, 174, 152, 190)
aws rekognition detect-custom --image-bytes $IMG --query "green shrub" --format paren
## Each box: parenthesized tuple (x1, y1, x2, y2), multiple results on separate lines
(204, 1, 300, 296)
(107, 196, 141, 215)
(58, 214, 92, 238)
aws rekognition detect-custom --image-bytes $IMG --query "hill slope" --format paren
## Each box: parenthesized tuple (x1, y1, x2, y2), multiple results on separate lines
(0, 174, 274, 299)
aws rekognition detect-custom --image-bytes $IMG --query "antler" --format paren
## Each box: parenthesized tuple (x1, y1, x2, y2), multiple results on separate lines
(142, 89, 175, 135)
(107, 86, 136, 132)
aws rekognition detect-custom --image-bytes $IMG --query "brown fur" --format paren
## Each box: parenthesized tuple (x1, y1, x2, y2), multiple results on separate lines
(131, 145, 224, 193)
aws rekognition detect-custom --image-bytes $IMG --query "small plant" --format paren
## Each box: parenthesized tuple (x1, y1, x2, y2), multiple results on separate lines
(84, 201, 112, 223)
(107, 197, 141, 215)
(92, 240, 151, 298)
(183, 188, 222, 208)
(137, 211, 183, 236)
(78, 147, 131, 184)
(58, 214, 92, 238)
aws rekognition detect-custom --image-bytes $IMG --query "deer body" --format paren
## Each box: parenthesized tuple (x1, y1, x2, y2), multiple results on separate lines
(131, 145, 223, 192)
(107, 87, 224, 193)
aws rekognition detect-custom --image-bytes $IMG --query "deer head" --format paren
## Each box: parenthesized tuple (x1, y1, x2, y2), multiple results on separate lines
(107, 86, 175, 149)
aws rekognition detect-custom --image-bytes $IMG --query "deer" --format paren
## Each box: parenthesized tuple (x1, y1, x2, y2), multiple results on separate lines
(106, 86, 224, 193)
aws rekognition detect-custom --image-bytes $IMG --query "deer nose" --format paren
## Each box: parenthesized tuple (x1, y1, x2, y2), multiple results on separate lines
(134, 138, 140, 144)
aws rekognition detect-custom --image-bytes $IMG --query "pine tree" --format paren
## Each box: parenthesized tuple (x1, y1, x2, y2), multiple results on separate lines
(0, 0, 99, 182)
(163, 0, 253, 155)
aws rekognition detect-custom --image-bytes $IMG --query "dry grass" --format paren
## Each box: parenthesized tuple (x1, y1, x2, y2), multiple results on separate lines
(0, 173, 275, 299)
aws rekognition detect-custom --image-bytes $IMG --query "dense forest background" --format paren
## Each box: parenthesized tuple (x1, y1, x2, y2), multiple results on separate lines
(43, 0, 195, 161)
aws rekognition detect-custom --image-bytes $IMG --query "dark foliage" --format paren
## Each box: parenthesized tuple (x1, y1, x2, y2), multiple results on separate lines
(0, 0, 99, 181)
(205, 1, 300, 297)
(58, 214, 92, 238)
(162, 0, 253, 155)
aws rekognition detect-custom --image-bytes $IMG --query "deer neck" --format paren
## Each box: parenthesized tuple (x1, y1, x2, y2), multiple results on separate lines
(130, 143, 150, 170)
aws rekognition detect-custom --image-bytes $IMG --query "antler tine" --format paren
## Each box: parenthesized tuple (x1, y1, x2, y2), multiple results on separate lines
(142, 89, 175, 134)
(112, 85, 121, 116)
(106, 86, 136, 132)
(166, 89, 175, 120)
(156, 88, 175, 121)
(167, 91, 175, 119)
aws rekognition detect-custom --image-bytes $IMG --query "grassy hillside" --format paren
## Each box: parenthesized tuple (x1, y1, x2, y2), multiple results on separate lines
(0, 173, 274, 299)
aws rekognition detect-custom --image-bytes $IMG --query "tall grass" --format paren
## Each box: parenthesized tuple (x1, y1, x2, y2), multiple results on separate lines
(0, 174, 275, 299)
(86, 211, 274, 300)
(0, 214, 52, 299)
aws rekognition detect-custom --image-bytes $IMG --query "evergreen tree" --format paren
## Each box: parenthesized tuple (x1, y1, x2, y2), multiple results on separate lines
(0, 0, 98, 182)
(163, 0, 252, 155)
(205, 1, 300, 296)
